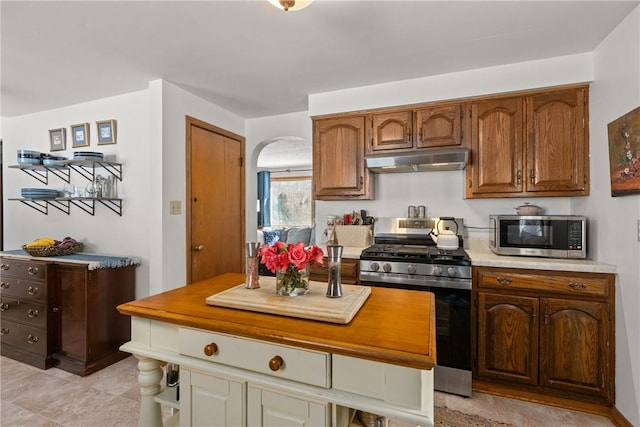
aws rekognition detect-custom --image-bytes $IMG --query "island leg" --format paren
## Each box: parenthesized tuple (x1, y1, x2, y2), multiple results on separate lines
(135, 354, 164, 427)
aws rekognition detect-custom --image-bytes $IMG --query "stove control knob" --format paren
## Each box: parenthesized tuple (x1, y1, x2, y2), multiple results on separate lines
(370, 262, 380, 272)
(383, 263, 392, 273)
(407, 264, 417, 275)
(433, 266, 443, 276)
(447, 267, 457, 277)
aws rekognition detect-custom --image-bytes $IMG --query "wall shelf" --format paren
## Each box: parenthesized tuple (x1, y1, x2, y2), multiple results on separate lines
(10, 159, 125, 216)
(8, 197, 123, 216)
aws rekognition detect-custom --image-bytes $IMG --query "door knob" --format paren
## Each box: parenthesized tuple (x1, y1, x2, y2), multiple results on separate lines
(194, 245, 204, 252)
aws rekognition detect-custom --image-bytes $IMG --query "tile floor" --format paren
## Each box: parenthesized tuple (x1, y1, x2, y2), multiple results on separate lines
(0, 355, 614, 427)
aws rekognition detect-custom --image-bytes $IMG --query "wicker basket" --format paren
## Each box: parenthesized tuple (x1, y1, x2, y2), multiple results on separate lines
(21, 242, 84, 257)
(356, 411, 387, 427)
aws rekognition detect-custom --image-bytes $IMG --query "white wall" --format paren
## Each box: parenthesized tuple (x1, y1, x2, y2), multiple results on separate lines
(148, 80, 244, 294)
(2, 91, 152, 298)
(245, 111, 313, 241)
(1, 79, 245, 297)
(588, 6, 640, 424)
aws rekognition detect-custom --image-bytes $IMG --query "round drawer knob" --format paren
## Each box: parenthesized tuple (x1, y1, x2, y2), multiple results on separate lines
(268, 355, 284, 371)
(203, 342, 218, 356)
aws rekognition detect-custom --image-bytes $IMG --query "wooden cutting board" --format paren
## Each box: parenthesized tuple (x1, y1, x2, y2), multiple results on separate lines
(205, 276, 371, 324)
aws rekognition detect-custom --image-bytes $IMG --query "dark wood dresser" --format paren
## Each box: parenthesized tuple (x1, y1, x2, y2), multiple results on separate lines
(0, 252, 137, 375)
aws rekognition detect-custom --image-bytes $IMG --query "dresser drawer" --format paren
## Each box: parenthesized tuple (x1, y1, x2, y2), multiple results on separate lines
(0, 297, 47, 328)
(0, 277, 47, 300)
(0, 319, 47, 355)
(476, 268, 610, 298)
(0, 258, 48, 281)
(179, 328, 330, 388)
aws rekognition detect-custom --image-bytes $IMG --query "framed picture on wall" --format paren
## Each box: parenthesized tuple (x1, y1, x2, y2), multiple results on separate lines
(608, 105, 640, 196)
(71, 123, 90, 148)
(96, 119, 117, 145)
(49, 128, 66, 151)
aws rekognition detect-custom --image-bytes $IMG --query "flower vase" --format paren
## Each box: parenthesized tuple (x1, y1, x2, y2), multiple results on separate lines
(276, 263, 310, 296)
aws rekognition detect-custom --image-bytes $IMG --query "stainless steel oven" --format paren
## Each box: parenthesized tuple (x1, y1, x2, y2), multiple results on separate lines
(359, 217, 472, 397)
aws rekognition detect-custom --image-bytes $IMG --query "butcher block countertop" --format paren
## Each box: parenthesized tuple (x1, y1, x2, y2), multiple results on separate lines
(117, 272, 436, 371)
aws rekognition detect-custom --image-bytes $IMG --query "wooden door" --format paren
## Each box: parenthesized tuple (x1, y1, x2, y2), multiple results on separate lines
(477, 292, 539, 385)
(539, 298, 610, 399)
(415, 104, 462, 148)
(187, 117, 245, 284)
(526, 88, 588, 193)
(313, 116, 373, 200)
(369, 110, 413, 152)
(466, 97, 524, 197)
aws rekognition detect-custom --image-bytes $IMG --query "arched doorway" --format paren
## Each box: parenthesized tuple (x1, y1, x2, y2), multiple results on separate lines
(256, 137, 313, 231)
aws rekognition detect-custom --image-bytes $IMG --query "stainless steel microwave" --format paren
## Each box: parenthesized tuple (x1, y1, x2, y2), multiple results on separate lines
(489, 215, 587, 259)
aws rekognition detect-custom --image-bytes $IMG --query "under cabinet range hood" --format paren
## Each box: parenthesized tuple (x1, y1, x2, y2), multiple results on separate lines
(365, 147, 469, 173)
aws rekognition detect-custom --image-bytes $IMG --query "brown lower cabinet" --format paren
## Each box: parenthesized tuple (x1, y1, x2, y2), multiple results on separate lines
(473, 266, 614, 408)
(0, 256, 136, 376)
(54, 263, 135, 376)
(309, 257, 359, 284)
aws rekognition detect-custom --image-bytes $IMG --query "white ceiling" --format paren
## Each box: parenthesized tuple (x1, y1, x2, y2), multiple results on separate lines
(2, 0, 638, 120)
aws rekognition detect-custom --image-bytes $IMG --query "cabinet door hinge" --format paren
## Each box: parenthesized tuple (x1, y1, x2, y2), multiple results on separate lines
(240, 157, 244, 167)
(468, 179, 472, 188)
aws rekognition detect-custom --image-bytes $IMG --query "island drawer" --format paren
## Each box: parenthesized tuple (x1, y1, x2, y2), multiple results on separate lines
(0, 258, 48, 281)
(179, 327, 330, 388)
(476, 268, 610, 298)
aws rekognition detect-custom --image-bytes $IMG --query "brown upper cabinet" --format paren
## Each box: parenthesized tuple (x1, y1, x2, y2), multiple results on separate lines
(367, 104, 462, 154)
(313, 115, 374, 200)
(465, 86, 589, 198)
(312, 84, 588, 200)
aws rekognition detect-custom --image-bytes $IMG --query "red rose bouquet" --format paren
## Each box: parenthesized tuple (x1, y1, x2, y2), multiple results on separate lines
(260, 241, 324, 295)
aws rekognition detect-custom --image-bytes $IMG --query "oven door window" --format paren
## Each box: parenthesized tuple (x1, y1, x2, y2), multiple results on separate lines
(431, 288, 471, 371)
(500, 219, 568, 250)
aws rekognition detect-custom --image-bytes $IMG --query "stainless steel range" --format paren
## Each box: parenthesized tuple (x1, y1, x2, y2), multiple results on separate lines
(359, 217, 472, 397)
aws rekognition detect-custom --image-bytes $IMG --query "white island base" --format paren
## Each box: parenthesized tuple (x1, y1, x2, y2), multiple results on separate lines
(122, 318, 434, 427)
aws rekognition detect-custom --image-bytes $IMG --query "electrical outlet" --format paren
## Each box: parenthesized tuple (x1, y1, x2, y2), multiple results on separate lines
(169, 200, 181, 215)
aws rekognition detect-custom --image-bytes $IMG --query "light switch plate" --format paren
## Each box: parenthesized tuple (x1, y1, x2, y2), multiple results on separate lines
(170, 200, 181, 215)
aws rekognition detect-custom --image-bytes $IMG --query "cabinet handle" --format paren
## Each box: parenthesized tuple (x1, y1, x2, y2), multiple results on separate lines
(0, 282, 10, 289)
(52, 307, 60, 313)
(516, 170, 522, 185)
(496, 277, 512, 286)
(27, 286, 39, 296)
(27, 309, 39, 318)
(0, 328, 9, 335)
(0, 303, 9, 312)
(569, 282, 587, 291)
(27, 334, 39, 344)
(529, 169, 535, 184)
(0, 264, 9, 271)
(203, 342, 218, 356)
(194, 245, 204, 252)
(269, 355, 284, 371)
(27, 266, 39, 275)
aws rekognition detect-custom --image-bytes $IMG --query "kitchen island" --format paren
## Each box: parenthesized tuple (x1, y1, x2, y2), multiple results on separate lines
(117, 272, 436, 427)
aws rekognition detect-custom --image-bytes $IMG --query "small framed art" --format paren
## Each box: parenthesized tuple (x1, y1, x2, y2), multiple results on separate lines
(96, 119, 117, 145)
(71, 123, 90, 148)
(49, 128, 67, 151)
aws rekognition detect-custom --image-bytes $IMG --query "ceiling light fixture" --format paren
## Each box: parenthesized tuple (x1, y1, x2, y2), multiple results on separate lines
(268, 0, 314, 12)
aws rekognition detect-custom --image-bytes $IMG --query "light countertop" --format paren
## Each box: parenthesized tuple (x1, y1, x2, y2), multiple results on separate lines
(464, 242, 617, 274)
(322, 241, 618, 274)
